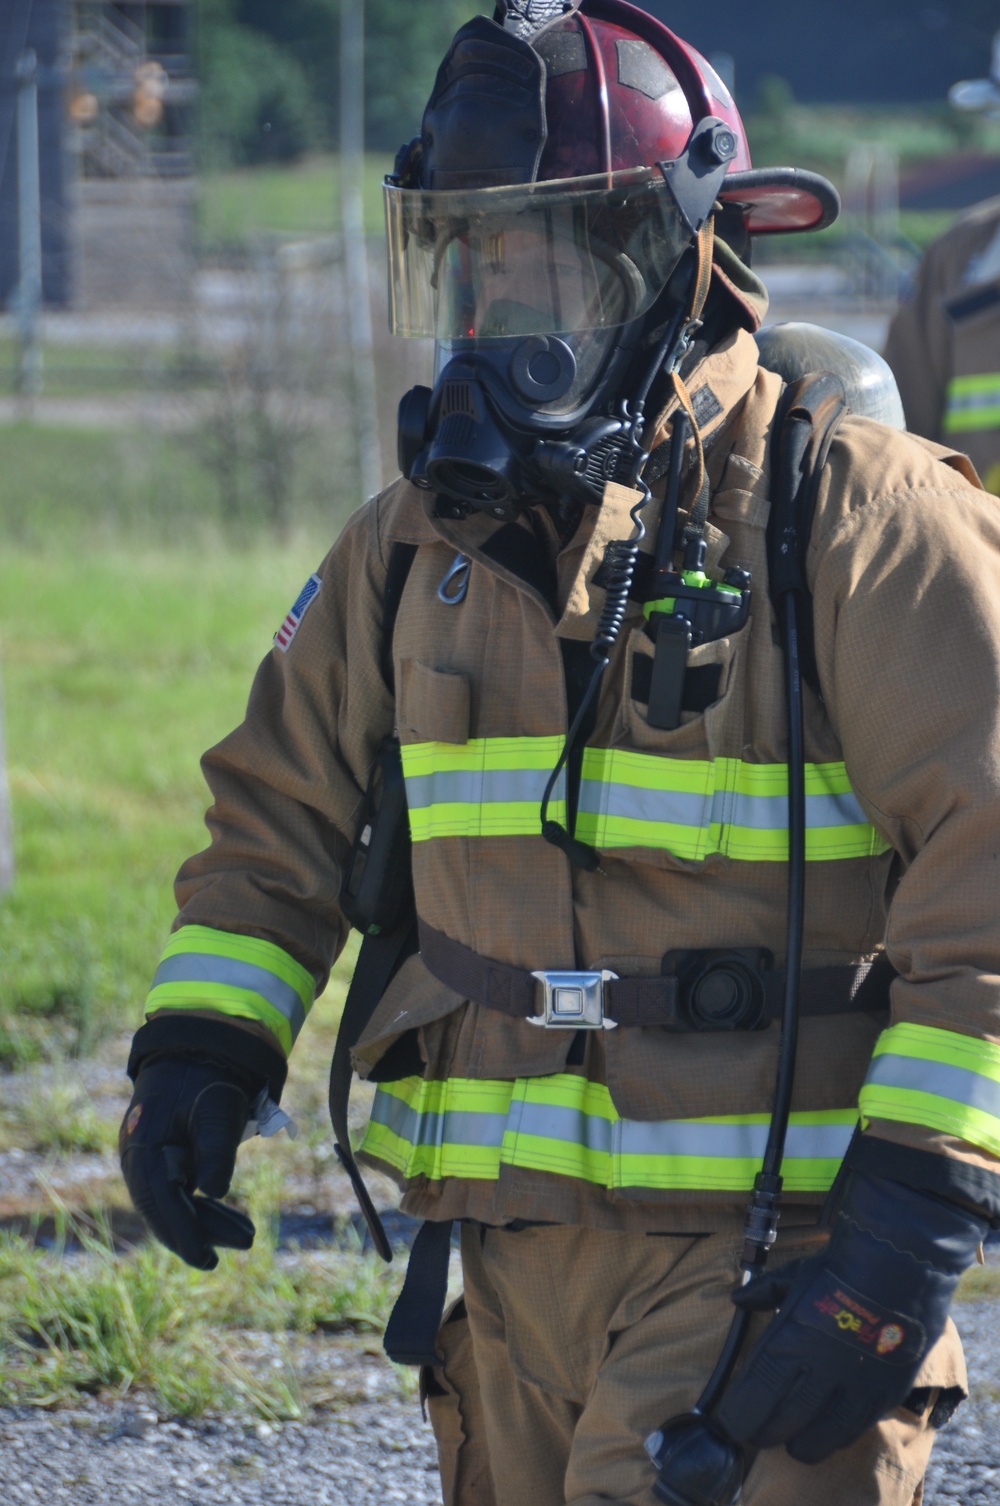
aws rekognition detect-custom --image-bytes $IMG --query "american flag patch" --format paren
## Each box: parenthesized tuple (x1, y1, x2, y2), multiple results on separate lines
(274, 573, 322, 652)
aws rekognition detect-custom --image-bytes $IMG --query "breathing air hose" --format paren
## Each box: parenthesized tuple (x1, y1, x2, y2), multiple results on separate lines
(644, 584, 808, 1506)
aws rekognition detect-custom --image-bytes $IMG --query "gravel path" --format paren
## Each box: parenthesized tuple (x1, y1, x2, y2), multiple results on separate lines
(1, 1295, 997, 1504)
(0, 1398, 442, 1505)
(924, 1296, 1000, 1504)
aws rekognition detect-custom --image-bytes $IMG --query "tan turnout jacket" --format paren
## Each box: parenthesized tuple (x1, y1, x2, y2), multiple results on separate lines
(884, 195, 1000, 494)
(160, 324, 1000, 1232)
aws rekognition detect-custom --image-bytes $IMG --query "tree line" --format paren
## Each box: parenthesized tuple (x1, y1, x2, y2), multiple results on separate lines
(198, 0, 490, 167)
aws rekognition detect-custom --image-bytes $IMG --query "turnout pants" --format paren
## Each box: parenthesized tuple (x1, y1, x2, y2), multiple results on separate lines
(422, 1222, 967, 1506)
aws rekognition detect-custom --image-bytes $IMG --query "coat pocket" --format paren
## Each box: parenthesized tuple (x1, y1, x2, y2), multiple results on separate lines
(397, 658, 471, 745)
(620, 615, 748, 756)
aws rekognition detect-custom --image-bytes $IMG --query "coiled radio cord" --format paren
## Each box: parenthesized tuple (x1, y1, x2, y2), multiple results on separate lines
(540, 401, 650, 869)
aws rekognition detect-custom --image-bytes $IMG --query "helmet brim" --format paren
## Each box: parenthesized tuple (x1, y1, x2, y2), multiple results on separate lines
(718, 169, 840, 235)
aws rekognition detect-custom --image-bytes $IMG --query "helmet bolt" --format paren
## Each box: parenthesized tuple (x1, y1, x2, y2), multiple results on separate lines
(706, 125, 738, 165)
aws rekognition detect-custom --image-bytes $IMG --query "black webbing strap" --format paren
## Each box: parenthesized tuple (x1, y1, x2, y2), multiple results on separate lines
(329, 916, 419, 1262)
(383, 1217, 455, 1366)
(767, 372, 849, 693)
(380, 542, 418, 694)
(418, 917, 894, 1029)
(329, 539, 421, 1263)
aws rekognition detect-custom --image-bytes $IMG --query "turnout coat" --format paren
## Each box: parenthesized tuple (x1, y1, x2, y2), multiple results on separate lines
(145, 324, 1000, 1234)
(885, 195, 1000, 496)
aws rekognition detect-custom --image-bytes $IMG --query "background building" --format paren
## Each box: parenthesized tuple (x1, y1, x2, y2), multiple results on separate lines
(0, 0, 195, 311)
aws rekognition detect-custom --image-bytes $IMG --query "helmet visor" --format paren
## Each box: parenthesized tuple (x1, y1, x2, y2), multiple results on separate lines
(385, 168, 693, 340)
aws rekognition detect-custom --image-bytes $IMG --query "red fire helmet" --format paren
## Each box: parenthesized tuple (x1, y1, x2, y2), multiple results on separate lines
(535, 0, 836, 234)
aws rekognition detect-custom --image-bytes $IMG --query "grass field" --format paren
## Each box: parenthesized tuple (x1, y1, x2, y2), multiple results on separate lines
(0, 421, 358, 1062)
(196, 152, 395, 256)
(0, 416, 410, 1413)
(0, 1169, 407, 1416)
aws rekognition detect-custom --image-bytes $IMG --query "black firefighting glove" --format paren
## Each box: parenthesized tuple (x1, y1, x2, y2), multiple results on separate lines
(120, 1052, 261, 1270)
(120, 1018, 289, 1270)
(717, 1172, 987, 1464)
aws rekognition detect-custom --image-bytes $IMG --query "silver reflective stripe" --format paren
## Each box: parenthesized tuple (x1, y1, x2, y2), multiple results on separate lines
(727, 788, 867, 832)
(151, 953, 307, 1039)
(577, 780, 867, 834)
(377, 1089, 854, 1164)
(949, 387, 1000, 413)
(405, 767, 540, 810)
(865, 1052, 1000, 1118)
(404, 766, 562, 812)
(513, 1100, 854, 1162)
(369, 1091, 510, 1150)
(619, 1117, 854, 1160)
(507, 1095, 612, 1153)
(577, 779, 706, 826)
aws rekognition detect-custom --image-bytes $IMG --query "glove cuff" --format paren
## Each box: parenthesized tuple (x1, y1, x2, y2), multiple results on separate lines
(840, 1170, 988, 1277)
(845, 1133, 1000, 1228)
(128, 1016, 287, 1101)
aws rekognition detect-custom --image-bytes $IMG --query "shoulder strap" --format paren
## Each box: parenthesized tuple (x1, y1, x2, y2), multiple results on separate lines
(329, 540, 420, 1263)
(380, 541, 419, 694)
(766, 371, 849, 693)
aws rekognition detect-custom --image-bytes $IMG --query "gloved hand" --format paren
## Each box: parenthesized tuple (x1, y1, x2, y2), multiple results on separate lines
(717, 1172, 988, 1463)
(120, 1054, 258, 1270)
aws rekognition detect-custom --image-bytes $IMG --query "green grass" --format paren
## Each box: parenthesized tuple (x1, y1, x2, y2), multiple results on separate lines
(745, 100, 1000, 176)
(0, 419, 412, 1423)
(0, 420, 360, 1062)
(956, 1260, 1000, 1302)
(0, 1167, 407, 1415)
(196, 151, 395, 255)
(0, 340, 211, 400)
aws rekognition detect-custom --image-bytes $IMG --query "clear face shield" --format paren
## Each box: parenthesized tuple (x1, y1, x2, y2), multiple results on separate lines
(386, 167, 699, 514)
(386, 167, 693, 404)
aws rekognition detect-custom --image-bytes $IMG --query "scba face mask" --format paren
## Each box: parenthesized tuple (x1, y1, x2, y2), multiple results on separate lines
(390, 166, 712, 518)
(387, 1, 838, 520)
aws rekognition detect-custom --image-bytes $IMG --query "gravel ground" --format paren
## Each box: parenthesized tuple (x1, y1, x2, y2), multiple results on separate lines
(0, 1296, 997, 1504)
(923, 1296, 1000, 1504)
(1, 1050, 996, 1502)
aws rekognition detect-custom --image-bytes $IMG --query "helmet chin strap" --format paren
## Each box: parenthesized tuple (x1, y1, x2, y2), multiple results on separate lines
(664, 218, 716, 517)
(625, 214, 715, 561)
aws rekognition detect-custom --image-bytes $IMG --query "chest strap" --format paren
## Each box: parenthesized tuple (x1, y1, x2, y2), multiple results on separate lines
(418, 917, 893, 1032)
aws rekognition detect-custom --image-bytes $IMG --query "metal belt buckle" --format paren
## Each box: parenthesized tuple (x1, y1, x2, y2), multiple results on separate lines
(527, 969, 619, 1029)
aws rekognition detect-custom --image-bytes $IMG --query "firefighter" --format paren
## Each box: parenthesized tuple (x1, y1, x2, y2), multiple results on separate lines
(120, 4, 999, 1504)
(884, 31, 1000, 495)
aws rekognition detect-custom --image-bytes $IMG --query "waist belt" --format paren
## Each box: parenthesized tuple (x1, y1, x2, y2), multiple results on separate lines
(418, 918, 894, 1033)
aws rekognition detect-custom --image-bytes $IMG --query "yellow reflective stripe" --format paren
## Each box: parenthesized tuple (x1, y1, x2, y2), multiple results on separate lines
(361, 1074, 857, 1193)
(146, 924, 315, 1056)
(361, 1077, 512, 1180)
(505, 1076, 617, 1184)
(402, 737, 567, 777)
(944, 373, 1000, 434)
(402, 737, 886, 860)
(402, 736, 567, 840)
(144, 984, 296, 1055)
(859, 1023, 1000, 1157)
(576, 749, 888, 861)
(159, 925, 315, 999)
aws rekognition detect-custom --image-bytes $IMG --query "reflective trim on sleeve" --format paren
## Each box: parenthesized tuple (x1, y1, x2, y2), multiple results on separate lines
(943, 373, 1000, 435)
(360, 1073, 858, 1193)
(145, 924, 315, 1056)
(859, 1022, 1000, 1158)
